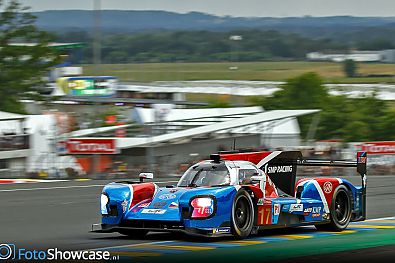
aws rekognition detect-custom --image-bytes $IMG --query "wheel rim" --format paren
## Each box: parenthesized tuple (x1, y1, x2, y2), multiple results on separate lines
(235, 196, 250, 230)
(334, 191, 350, 225)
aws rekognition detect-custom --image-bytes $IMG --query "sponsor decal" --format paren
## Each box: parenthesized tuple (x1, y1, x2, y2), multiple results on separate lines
(357, 151, 367, 166)
(138, 202, 150, 208)
(152, 202, 167, 209)
(170, 189, 178, 193)
(257, 198, 264, 205)
(304, 207, 322, 214)
(312, 207, 322, 214)
(282, 204, 290, 212)
(158, 194, 177, 200)
(131, 200, 152, 212)
(141, 209, 166, 214)
(323, 213, 330, 220)
(323, 182, 333, 194)
(121, 200, 128, 213)
(267, 165, 293, 174)
(311, 207, 322, 217)
(358, 156, 367, 163)
(169, 202, 178, 209)
(273, 204, 281, 216)
(312, 213, 321, 218)
(289, 204, 303, 212)
(212, 227, 231, 234)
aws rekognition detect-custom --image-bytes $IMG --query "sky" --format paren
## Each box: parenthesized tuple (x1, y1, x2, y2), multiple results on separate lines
(18, 0, 395, 17)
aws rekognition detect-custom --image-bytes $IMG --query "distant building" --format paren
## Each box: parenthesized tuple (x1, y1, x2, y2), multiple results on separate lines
(306, 50, 395, 63)
(0, 111, 83, 178)
(0, 112, 29, 178)
(381, 50, 395, 63)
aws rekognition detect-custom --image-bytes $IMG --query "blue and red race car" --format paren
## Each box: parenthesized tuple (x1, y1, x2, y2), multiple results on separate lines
(92, 151, 367, 238)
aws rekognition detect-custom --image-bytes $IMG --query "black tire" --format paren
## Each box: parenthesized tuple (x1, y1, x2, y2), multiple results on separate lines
(118, 229, 148, 238)
(231, 189, 254, 238)
(315, 185, 352, 231)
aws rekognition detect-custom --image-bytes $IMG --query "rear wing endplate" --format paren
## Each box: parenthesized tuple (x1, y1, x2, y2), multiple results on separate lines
(297, 151, 367, 220)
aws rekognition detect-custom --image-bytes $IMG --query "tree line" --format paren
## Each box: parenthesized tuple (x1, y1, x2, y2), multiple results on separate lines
(250, 72, 395, 142)
(57, 30, 395, 64)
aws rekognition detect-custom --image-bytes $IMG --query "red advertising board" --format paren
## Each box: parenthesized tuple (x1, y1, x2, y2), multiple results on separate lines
(358, 141, 395, 155)
(66, 138, 118, 154)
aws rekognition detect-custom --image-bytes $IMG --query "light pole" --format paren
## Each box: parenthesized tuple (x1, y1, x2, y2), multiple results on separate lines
(229, 35, 243, 70)
(229, 35, 243, 100)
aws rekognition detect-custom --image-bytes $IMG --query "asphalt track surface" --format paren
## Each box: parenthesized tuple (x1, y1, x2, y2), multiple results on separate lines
(0, 175, 394, 262)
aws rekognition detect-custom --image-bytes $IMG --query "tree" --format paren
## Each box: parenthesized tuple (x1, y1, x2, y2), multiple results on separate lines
(254, 72, 328, 137)
(249, 72, 395, 142)
(0, 0, 60, 113)
(343, 59, 358, 78)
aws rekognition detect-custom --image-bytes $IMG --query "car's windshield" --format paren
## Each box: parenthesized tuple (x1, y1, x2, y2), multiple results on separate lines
(177, 162, 230, 187)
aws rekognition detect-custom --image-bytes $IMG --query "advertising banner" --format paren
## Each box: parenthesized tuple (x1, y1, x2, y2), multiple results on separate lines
(57, 76, 117, 97)
(66, 138, 118, 154)
(358, 141, 395, 155)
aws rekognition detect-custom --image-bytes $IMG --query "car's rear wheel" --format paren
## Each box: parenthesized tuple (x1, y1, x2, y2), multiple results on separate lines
(118, 229, 148, 238)
(316, 185, 352, 231)
(231, 189, 254, 238)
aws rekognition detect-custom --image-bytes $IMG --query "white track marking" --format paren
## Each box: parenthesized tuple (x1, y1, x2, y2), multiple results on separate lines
(0, 181, 178, 193)
(365, 216, 395, 221)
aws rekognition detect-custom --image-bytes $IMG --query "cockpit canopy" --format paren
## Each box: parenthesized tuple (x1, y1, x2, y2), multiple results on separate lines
(177, 162, 230, 187)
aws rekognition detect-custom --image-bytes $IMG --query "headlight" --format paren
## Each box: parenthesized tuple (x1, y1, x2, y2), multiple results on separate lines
(190, 197, 215, 219)
(100, 194, 109, 215)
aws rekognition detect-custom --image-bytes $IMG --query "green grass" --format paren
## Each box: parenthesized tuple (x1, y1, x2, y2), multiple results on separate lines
(82, 61, 395, 83)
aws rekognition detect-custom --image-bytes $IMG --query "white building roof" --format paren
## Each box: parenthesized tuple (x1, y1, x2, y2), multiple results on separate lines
(114, 109, 319, 149)
(118, 80, 395, 100)
(133, 106, 264, 123)
(69, 124, 133, 137)
(0, 111, 26, 121)
(118, 81, 282, 96)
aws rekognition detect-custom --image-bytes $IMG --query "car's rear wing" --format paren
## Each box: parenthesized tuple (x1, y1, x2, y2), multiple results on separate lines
(296, 151, 367, 220)
(296, 151, 367, 184)
(221, 150, 367, 219)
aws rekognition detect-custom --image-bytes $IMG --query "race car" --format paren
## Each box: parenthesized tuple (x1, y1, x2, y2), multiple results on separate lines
(91, 151, 367, 238)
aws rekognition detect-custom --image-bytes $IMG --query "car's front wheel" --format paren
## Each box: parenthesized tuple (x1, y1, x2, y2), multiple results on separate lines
(231, 189, 254, 238)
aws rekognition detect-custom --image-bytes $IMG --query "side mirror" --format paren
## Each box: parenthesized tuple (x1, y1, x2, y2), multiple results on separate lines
(139, 172, 154, 182)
